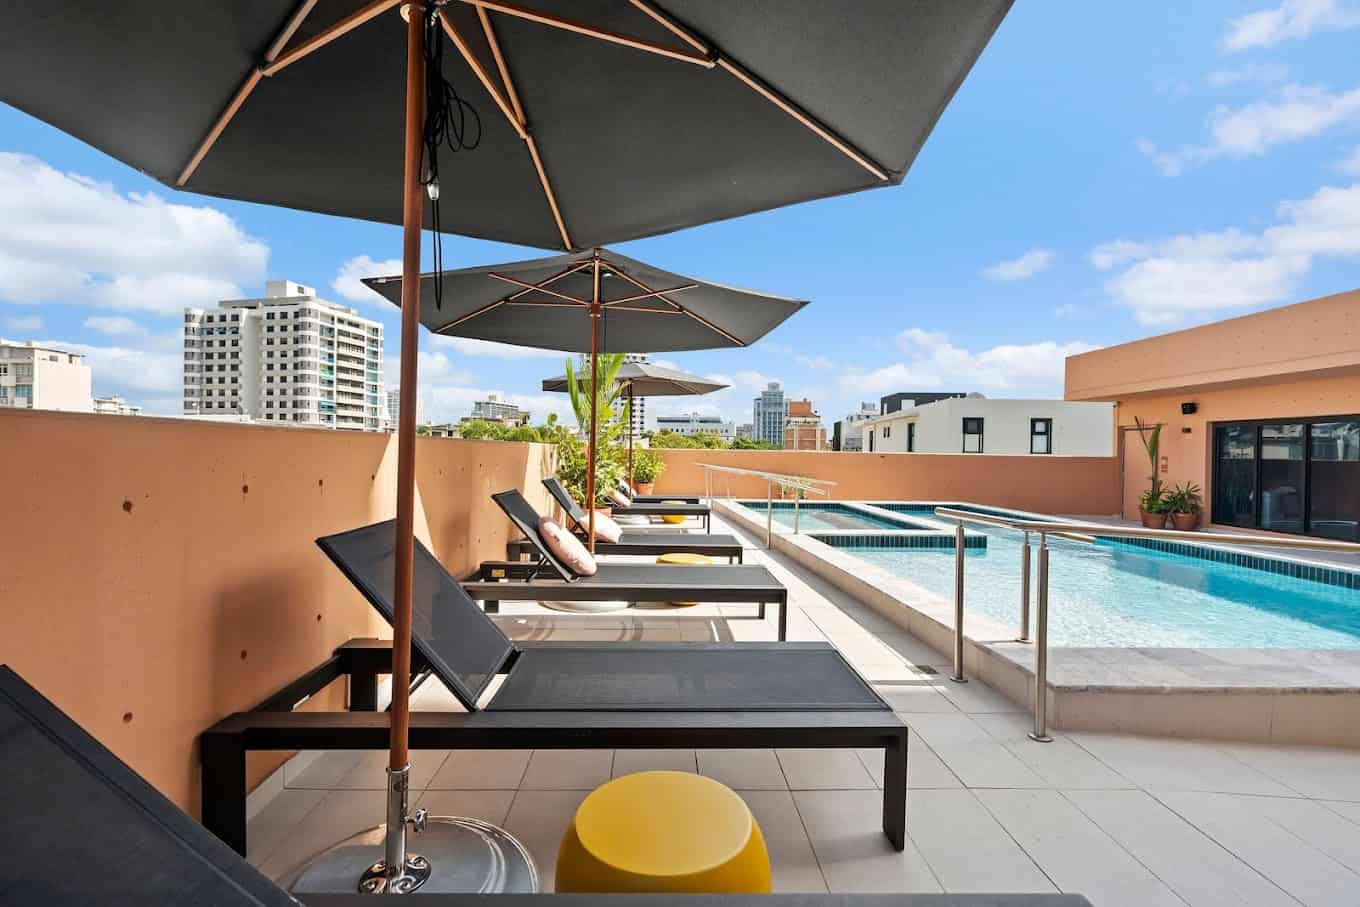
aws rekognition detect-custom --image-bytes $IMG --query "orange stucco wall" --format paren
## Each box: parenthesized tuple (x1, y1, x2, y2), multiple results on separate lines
(1065, 288, 1359, 519)
(650, 448, 1120, 514)
(0, 409, 555, 817)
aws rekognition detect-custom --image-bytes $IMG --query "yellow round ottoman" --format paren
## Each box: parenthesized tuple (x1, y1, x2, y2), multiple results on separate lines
(555, 771, 770, 894)
(655, 552, 713, 606)
(659, 500, 687, 525)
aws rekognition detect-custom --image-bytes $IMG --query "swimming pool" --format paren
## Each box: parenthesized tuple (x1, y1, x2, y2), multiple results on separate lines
(839, 513, 1360, 648)
(752, 501, 930, 533)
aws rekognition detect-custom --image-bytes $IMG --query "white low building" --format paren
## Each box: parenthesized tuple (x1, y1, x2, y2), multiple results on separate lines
(0, 340, 93, 412)
(860, 396, 1113, 456)
(656, 412, 735, 442)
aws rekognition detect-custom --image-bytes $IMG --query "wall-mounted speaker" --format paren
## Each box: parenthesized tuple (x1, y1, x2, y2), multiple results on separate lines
(1180, 402, 1197, 415)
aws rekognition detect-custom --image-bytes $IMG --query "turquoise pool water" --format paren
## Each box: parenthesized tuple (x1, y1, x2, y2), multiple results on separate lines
(843, 518, 1360, 648)
(755, 502, 926, 533)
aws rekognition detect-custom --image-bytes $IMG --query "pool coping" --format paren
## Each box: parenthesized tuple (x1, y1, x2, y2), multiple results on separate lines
(716, 497, 1360, 748)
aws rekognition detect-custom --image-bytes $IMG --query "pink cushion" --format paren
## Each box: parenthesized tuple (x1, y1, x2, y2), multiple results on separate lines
(610, 489, 632, 508)
(538, 517, 596, 576)
(590, 509, 623, 544)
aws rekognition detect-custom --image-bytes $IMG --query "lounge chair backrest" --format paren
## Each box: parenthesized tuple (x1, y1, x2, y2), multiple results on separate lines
(316, 521, 516, 712)
(491, 490, 574, 581)
(541, 476, 588, 527)
(0, 665, 295, 905)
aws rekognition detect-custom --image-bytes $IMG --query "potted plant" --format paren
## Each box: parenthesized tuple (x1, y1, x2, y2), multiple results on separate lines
(632, 448, 664, 495)
(1134, 417, 1166, 529)
(1166, 481, 1203, 531)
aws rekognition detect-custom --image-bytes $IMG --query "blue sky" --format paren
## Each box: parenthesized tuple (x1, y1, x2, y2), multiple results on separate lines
(3, 0, 1359, 426)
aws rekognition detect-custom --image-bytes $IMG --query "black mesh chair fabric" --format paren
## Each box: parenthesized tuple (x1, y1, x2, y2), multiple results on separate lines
(542, 477, 589, 526)
(316, 522, 515, 711)
(569, 563, 779, 592)
(0, 666, 295, 905)
(488, 644, 886, 711)
(603, 531, 738, 550)
(492, 490, 573, 579)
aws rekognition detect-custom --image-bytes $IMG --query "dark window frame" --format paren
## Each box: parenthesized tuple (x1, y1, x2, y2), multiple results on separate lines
(1030, 418, 1053, 455)
(962, 417, 984, 454)
(907, 422, 915, 453)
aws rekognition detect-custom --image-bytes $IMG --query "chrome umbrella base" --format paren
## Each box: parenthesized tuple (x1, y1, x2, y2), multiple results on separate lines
(290, 818, 539, 895)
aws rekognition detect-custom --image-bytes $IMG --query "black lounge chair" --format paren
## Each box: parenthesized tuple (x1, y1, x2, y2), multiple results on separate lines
(200, 524, 907, 861)
(471, 491, 786, 639)
(619, 479, 701, 504)
(509, 478, 740, 563)
(545, 477, 712, 530)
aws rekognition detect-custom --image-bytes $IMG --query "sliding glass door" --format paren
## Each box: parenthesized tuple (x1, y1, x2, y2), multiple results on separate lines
(1212, 416, 1360, 539)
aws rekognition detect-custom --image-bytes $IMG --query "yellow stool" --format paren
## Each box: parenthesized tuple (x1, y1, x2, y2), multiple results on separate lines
(655, 552, 713, 606)
(659, 500, 687, 525)
(556, 771, 771, 894)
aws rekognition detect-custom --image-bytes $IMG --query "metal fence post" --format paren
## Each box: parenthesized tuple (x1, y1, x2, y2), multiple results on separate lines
(951, 521, 967, 683)
(1029, 533, 1052, 742)
(793, 488, 801, 534)
(1017, 530, 1031, 643)
(766, 481, 774, 549)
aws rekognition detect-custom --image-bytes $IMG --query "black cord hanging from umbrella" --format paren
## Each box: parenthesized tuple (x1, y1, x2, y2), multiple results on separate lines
(420, 6, 481, 310)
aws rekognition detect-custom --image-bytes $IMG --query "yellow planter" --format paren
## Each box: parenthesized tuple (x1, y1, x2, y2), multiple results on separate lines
(556, 771, 771, 894)
(655, 552, 713, 606)
(660, 500, 687, 525)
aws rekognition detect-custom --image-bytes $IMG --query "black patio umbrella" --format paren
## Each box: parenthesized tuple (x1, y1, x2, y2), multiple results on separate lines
(2, 0, 1010, 894)
(541, 361, 729, 487)
(365, 247, 796, 548)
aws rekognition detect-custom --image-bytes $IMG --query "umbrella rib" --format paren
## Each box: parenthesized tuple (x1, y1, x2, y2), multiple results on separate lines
(488, 273, 590, 305)
(438, 11, 526, 140)
(609, 267, 744, 346)
(474, 6, 573, 250)
(263, 0, 404, 77)
(601, 284, 700, 306)
(176, 68, 263, 186)
(462, 0, 715, 68)
(626, 0, 890, 182)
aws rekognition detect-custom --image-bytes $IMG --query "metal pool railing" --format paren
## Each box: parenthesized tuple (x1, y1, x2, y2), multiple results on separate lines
(933, 506, 1360, 743)
(695, 463, 836, 547)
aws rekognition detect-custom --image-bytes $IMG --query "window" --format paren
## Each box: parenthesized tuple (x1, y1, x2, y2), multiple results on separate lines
(15, 385, 31, 399)
(882, 425, 891, 439)
(907, 422, 915, 452)
(1030, 418, 1052, 454)
(0, 365, 7, 376)
(962, 418, 984, 453)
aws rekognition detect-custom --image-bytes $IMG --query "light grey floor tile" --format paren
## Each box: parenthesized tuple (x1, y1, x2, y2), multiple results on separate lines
(285, 750, 364, 790)
(934, 680, 1024, 714)
(1255, 799, 1360, 873)
(973, 715, 1134, 789)
(428, 749, 531, 790)
(501, 789, 590, 892)
(776, 749, 876, 790)
(611, 749, 697, 776)
(743, 789, 829, 892)
(1323, 800, 1360, 823)
(903, 731, 964, 789)
(978, 788, 1187, 907)
(519, 749, 613, 790)
(902, 712, 994, 747)
(1066, 789, 1297, 907)
(698, 748, 789, 791)
(1154, 790, 1360, 906)
(929, 741, 1049, 789)
(901, 789, 1056, 893)
(1222, 743, 1360, 801)
(792, 789, 941, 893)
(872, 683, 960, 713)
(413, 789, 516, 828)
(259, 789, 387, 884)
(247, 787, 328, 868)
(329, 748, 449, 791)
(1069, 734, 1295, 796)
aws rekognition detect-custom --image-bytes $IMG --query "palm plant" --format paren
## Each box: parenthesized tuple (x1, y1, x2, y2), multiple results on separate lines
(565, 352, 627, 436)
(1134, 416, 1163, 498)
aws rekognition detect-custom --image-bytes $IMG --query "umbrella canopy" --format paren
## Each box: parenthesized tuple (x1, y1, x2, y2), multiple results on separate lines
(364, 248, 805, 351)
(2, 1, 1011, 251)
(541, 362, 728, 397)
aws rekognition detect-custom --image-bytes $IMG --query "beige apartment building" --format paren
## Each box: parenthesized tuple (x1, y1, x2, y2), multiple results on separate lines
(0, 340, 92, 412)
(1065, 288, 1359, 540)
(784, 398, 827, 450)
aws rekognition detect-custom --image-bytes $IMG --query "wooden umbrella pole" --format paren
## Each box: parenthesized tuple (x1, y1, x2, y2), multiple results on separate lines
(627, 384, 635, 487)
(585, 254, 601, 552)
(390, 0, 426, 774)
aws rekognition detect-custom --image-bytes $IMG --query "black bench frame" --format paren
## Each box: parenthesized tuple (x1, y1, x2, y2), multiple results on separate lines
(201, 639, 907, 859)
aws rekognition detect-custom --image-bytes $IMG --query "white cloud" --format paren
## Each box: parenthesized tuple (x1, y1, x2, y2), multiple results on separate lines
(0, 153, 267, 313)
(33, 334, 184, 414)
(331, 255, 402, 303)
(1053, 303, 1078, 318)
(1089, 181, 1360, 324)
(1207, 62, 1291, 86)
(794, 353, 837, 370)
(1335, 145, 1360, 174)
(839, 328, 1094, 398)
(982, 248, 1057, 282)
(83, 315, 144, 337)
(1222, 0, 1360, 51)
(1139, 83, 1360, 175)
(429, 334, 568, 360)
(0, 314, 42, 333)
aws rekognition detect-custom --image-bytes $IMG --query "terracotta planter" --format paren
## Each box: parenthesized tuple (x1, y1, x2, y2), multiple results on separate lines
(634, 482, 655, 495)
(1138, 508, 1167, 530)
(1170, 511, 1200, 531)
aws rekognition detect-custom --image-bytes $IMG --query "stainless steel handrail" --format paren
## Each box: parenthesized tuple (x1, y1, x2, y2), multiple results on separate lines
(934, 506, 1360, 742)
(697, 463, 836, 547)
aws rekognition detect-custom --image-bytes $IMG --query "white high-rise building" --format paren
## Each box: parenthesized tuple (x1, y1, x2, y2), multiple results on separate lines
(387, 386, 424, 431)
(0, 340, 93, 412)
(184, 280, 386, 430)
(623, 353, 648, 441)
(471, 393, 529, 425)
(752, 382, 786, 446)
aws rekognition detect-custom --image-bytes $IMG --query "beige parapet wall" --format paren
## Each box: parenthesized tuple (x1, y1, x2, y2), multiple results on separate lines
(651, 448, 1121, 514)
(0, 409, 557, 818)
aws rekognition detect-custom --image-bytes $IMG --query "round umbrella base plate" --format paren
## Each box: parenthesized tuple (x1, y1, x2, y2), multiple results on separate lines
(290, 818, 539, 895)
(541, 599, 631, 613)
